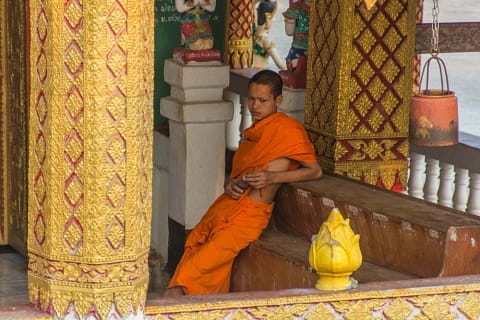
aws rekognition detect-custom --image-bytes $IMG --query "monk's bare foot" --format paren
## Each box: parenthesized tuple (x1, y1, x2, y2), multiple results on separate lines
(163, 286, 185, 298)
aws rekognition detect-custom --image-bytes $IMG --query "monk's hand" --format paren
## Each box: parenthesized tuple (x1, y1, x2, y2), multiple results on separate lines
(225, 178, 245, 200)
(244, 170, 274, 189)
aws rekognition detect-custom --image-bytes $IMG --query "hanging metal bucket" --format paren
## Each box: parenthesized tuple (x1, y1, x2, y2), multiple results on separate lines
(409, 56, 458, 146)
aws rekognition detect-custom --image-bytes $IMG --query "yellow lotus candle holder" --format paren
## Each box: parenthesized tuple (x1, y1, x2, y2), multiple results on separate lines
(308, 207, 362, 291)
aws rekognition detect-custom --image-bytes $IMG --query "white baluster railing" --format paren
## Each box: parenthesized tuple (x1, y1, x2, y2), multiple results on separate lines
(408, 152, 426, 199)
(424, 158, 440, 203)
(408, 132, 480, 215)
(438, 163, 455, 208)
(226, 69, 257, 151)
(453, 168, 469, 211)
(467, 173, 480, 215)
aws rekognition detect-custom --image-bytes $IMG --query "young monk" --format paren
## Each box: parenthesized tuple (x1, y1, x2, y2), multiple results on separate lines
(163, 69, 322, 296)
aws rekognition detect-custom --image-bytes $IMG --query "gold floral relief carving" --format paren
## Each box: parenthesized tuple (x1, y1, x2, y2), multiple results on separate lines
(344, 301, 374, 320)
(28, 252, 148, 284)
(459, 292, 480, 319)
(171, 310, 231, 320)
(305, 303, 334, 320)
(420, 295, 456, 320)
(146, 285, 480, 319)
(348, 139, 397, 161)
(384, 298, 413, 319)
(248, 304, 309, 319)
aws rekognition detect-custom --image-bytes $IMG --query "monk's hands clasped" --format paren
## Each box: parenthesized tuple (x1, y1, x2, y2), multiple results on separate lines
(225, 178, 249, 200)
(243, 170, 275, 189)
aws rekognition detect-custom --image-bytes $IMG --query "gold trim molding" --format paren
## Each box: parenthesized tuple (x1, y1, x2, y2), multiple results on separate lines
(146, 280, 480, 319)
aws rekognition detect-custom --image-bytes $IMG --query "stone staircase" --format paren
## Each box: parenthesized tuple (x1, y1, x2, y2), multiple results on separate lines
(231, 174, 480, 292)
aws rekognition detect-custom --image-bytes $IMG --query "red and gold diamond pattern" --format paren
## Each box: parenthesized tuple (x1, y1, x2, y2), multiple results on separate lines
(225, 0, 253, 68)
(305, 0, 340, 133)
(105, 0, 127, 254)
(63, 0, 85, 255)
(32, 1, 48, 247)
(305, 0, 413, 190)
(349, 0, 408, 136)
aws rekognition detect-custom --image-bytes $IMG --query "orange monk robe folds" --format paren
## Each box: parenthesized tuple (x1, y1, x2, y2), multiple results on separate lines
(168, 112, 317, 294)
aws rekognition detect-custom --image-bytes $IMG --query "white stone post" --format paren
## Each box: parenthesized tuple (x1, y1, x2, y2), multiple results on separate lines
(407, 152, 426, 199)
(160, 59, 234, 229)
(240, 95, 252, 141)
(225, 91, 241, 151)
(279, 87, 306, 122)
(438, 162, 455, 208)
(453, 168, 469, 212)
(424, 157, 440, 203)
(467, 172, 480, 216)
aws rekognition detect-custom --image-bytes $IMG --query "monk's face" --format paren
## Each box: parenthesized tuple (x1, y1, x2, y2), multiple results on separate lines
(247, 83, 282, 122)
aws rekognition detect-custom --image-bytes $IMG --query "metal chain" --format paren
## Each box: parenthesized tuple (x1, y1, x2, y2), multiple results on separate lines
(430, 0, 440, 56)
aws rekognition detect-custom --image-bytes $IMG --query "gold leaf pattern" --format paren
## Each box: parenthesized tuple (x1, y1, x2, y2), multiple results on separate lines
(231, 310, 251, 320)
(366, 298, 389, 311)
(384, 298, 413, 319)
(335, 142, 349, 161)
(408, 295, 433, 307)
(459, 292, 480, 319)
(421, 296, 456, 320)
(331, 301, 355, 313)
(345, 301, 373, 320)
(306, 303, 335, 320)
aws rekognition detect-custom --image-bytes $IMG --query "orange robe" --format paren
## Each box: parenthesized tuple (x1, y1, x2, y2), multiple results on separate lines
(168, 112, 316, 294)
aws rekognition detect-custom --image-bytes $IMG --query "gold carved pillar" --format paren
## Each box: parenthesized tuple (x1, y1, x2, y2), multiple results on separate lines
(1, 0, 29, 253)
(0, 0, 6, 245)
(28, 0, 154, 318)
(224, 0, 254, 68)
(305, 0, 417, 190)
(413, 0, 424, 91)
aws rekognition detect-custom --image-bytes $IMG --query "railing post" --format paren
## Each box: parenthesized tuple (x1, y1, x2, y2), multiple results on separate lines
(408, 152, 426, 199)
(438, 162, 455, 208)
(225, 91, 241, 151)
(424, 158, 440, 203)
(453, 168, 469, 212)
(240, 95, 252, 141)
(467, 172, 480, 216)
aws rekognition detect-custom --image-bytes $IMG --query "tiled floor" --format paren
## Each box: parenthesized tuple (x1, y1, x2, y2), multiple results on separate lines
(0, 247, 29, 307)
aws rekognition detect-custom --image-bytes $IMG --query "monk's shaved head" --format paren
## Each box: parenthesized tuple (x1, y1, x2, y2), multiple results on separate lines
(249, 70, 283, 98)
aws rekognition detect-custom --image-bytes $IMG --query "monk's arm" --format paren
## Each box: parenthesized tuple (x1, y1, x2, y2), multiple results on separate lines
(245, 159, 322, 190)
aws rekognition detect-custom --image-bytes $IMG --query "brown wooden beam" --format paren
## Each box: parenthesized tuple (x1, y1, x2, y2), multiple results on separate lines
(416, 22, 480, 54)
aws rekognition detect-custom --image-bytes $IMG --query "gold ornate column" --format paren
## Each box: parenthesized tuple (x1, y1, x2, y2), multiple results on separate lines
(224, 0, 254, 68)
(28, 0, 154, 318)
(305, 0, 417, 190)
(413, 0, 424, 90)
(0, 0, 5, 245)
(2, 0, 29, 253)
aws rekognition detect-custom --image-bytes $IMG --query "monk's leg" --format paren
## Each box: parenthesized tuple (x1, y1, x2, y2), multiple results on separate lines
(168, 215, 270, 294)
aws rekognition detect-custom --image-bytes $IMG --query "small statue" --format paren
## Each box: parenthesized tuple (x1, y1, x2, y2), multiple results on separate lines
(252, 0, 286, 70)
(175, 0, 216, 50)
(174, 0, 221, 63)
(279, 0, 310, 88)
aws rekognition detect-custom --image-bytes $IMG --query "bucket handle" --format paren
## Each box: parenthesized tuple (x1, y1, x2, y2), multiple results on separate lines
(418, 55, 451, 95)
